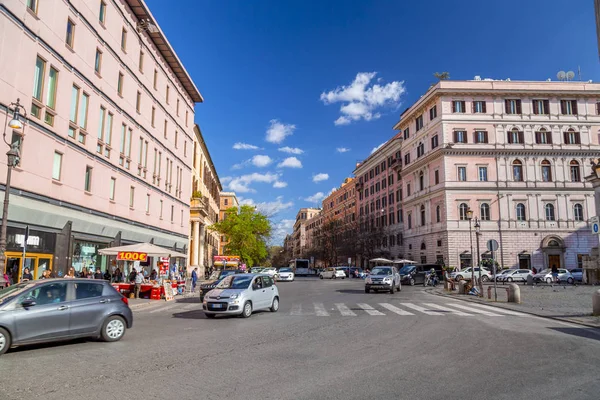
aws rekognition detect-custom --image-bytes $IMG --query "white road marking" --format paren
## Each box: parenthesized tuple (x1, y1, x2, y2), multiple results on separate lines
(356, 303, 385, 316)
(290, 304, 303, 316)
(400, 303, 443, 315)
(335, 303, 357, 316)
(135, 302, 169, 312)
(314, 303, 330, 316)
(450, 302, 528, 316)
(149, 303, 179, 313)
(379, 303, 415, 316)
(445, 303, 502, 316)
(422, 303, 474, 316)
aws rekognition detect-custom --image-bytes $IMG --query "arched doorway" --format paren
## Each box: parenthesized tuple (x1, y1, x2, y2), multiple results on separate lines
(541, 235, 565, 270)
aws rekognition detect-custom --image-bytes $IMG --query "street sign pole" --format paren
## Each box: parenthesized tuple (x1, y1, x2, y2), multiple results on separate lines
(492, 249, 497, 301)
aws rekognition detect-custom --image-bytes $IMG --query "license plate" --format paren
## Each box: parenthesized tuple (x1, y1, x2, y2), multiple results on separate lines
(211, 303, 223, 308)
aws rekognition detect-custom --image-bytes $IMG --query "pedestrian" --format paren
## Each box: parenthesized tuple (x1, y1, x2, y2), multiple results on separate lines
(551, 264, 558, 284)
(2, 271, 9, 287)
(128, 268, 137, 282)
(47, 268, 56, 278)
(40, 270, 48, 280)
(103, 269, 111, 281)
(64, 267, 76, 279)
(191, 267, 198, 291)
(114, 267, 122, 283)
(532, 266, 537, 275)
(21, 267, 33, 282)
(150, 269, 157, 281)
(134, 269, 144, 299)
(94, 268, 103, 280)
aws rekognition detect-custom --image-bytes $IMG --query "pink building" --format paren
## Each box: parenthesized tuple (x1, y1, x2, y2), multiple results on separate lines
(0, 0, 202, 280)
(391, 79, 600, 270)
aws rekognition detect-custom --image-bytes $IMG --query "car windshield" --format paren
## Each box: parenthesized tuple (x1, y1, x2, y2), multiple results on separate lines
(217, 275, 253, 289)
(371, 267, 392, 275)
(0, 282, 34, 304)
(279, 268, 292, 272)
(399, 266, 415, 274)
(220, 270, 239, 278)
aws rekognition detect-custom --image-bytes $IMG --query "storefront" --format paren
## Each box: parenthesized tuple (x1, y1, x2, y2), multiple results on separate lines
(71, 240, 110, 276)
(4, 227, 56, 283)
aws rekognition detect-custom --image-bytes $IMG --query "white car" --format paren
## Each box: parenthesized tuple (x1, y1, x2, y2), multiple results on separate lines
(450, 267, 492, 282)
(533, 269, 574, 284)
(492, 270, 511, 282)
(275, 267, 295, 282)
(261, 268, 277, 277)
(319, 268, 346, 279)
(500, 269, 533, 283)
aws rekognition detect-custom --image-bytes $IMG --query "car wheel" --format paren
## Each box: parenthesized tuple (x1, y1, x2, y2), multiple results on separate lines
(101, 316, 126, 342)
(507, 277, 513, 282)
(410, 278, 415, 286)
(205, 313, 216, 319)
(456, 275, 463, 281)
(567, 277, 574, 284)
(0, 327, 11, 356)
(241, 301, 253, 318)
(546, 278, 553, 284)
(390, 284, 395, 294)
(270, 297, 279, 312)
(365, 288, 370, 294)
(319, 275, 323, 279)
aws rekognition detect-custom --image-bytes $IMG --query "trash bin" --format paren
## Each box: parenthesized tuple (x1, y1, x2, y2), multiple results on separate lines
(526, 275, 534, 286)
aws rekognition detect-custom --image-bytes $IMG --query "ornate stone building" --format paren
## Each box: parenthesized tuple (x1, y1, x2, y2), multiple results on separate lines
(218, 192, 239, 255)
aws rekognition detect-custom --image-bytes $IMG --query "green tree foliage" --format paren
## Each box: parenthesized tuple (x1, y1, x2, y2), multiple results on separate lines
(433, 71, 450, 80)
(209, 205, 271, 267)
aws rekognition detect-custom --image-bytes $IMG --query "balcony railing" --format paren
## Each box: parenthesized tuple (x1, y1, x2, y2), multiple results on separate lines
(190, 196, 209, 217)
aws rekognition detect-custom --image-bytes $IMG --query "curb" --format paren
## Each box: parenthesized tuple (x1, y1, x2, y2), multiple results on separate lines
(426, 288, 600, 330)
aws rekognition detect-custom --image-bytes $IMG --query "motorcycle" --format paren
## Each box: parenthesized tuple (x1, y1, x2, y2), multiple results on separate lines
(423, 272, 438, 287)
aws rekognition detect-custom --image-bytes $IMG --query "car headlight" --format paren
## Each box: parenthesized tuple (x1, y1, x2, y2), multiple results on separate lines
(230, 293, 239, 299)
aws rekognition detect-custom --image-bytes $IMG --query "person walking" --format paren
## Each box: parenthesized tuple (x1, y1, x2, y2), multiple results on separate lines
(64, 267, 76, 279)
(134, 269, 144, 299)
(21, 268, 33, 282)
(551, 264, 559, 284)
(94, 268, 103, 280)
(191, 267, 198, 291)
(114, 267, 122, 283)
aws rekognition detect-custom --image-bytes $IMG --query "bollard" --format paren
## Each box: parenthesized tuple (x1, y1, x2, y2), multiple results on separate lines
(458, 280, 467, 295)
(593, 290, 600, 316)
(526, 275, 534, 286)
(507, 283, 521, 303)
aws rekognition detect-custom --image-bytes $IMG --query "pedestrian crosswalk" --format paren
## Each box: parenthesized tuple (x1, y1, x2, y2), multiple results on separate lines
(133, 300, 530, 319)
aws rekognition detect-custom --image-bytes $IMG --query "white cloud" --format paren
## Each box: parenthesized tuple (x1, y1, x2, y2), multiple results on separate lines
(304, 192, 325, 203)
(327, 187, 337, 196)
(252, 155, 273, 167)
(266, 119, 296, 144)
(336, 147, 350, 153)
(220, 176, 232, 183)
(238, 197, 255, 206)
(227, 172, 279, 193)
(255, 196, 294, 216)
(320, 72, 405, 125)
(233, 142, 260, 150)
(278, 146, 304, 155)
(371, 142, 386, 154)
(270, 219, 295, 245)
(277, 157, 302, 168)
(273, 181, 288, 188)
(312, 173, 329, 183)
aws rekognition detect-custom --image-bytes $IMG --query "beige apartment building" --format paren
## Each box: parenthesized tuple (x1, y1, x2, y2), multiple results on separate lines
(291, 208, 320, 258)
(218, 192, 239, 255)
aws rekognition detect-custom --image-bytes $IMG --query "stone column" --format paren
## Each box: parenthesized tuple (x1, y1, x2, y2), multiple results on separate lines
(199, 224, 206, 276)
(192, 221, 200, 266)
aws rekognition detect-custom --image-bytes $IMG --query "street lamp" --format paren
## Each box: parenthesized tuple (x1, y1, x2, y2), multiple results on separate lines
(474, 218, 481, 291)
(466, 208, 474, 283)
(0, 99, 25, 285)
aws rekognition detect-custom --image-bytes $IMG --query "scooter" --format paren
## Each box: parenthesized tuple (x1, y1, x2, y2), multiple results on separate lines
(424, 273, 438, 287)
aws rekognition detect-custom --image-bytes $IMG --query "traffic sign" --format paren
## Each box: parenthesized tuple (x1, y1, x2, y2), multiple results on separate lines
(487, 239, 499, 252)
(591, 216, 600, 235)
(348, 257, 352, 265)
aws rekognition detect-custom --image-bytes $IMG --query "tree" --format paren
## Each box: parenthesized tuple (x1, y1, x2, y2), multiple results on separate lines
(433, 72, 450, 80)
(208, 205, 271, 267)
(265, 245, 291, 268)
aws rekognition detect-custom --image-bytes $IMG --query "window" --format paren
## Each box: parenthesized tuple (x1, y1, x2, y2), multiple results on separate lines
(404, 152, 410, 165)
(415, 115, 424, 131)
(407, 213, 412, 229)
(403, 128, 410, 140)
(507, 128, 523, 144)
(166, 85, 170, 104)
(532, 99, 549, 115)
(452, 101, 466, 113)
(397, 209, 402, 223)
(79, 92, 89, 130)
(459, 203, 469, 220)
(104, 112, 113, 158)
(153, 69, 158, 90)
(454, 130, 467, 143)
(31, 56, 46, 118)
(164, 120, 168, 138)
(478, 166, 488, 182)
(597, 102, 600, 115)
(473, 101, 486, 113)
(570, 160, 580, 182)
(75, 282, 104, 300)
(66, 19, 75, 48)
(431, 134, 438, 149)
(475, 131, 488, 143)
(417, 142, 424, 158)
(84, 166, 92, 192)
(139, 51, 144, 73)
(512, 160, 523, 181)
(458, 166, 467, 181)
(136, 91, 141, 113)
(419, 172, 424, 191)
(429, 105, 437, 120)
(434, 170, 439, 185)
(97, 106, 105, 153)
(505, 99, 522, 114)
(45, 67, 58, 124)
(121, 28, 127, 51)
(435, 205, 441, 223)
(175, 131, 178, 148)
(574, 204, 584, 221)
(117, 72, 124, 96)
(52, 151, 62, 180)
(541, 160, 552, 182)
(159, 200, 163, 218)
(176, 99, 180, 116)
(109, 177, 116, 200)
(535, 129, 552, 144)
(420, 205, 426, 226)
(545, 203, 555, 221)
(406, 183, 411, 196)
(516, 203, 526, 221)
(27, 0, 38, 14)
(146, 194, 150, 214)
(171, 205, 174, 222)
(129, 186, 135, 208)
(560, 100, 578, 115)
(186, 110, 189, 127)
(480, 203, 490, 221)
(94, 48, 103, 75)
(564, 129, 580, 145)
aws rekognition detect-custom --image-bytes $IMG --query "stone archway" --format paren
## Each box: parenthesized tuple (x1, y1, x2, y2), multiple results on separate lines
(540, 235, 565, 270)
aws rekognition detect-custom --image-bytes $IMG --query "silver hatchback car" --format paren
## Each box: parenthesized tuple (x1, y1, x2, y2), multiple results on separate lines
(0, 279, 133, 356)
(202, 274, 279, 318)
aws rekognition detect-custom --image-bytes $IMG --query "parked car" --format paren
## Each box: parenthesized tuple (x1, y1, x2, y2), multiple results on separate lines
(319, 268, 346, 279)
(200, 269, 245, 301)
(261, 268, 278, 277)
(398, 265, 420, 285)
(0, 279, 133, 356)
(570, 268, 583, 282)
(532, 269, 574, 284)
(500, 269, 533, 283)
(275, 267, 295, 282)
(450, 267, 492, 282)
(336, 266, 351, 277)
(492, 269, 512, 282)
(349, 267, 366, 278)
(202, 274, 279, 318)
(250, 267, 264, 274)
(365, 266, 401, 294)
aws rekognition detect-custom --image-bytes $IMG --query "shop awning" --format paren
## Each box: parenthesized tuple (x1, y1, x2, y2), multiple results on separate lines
(98, 242, 187, 258)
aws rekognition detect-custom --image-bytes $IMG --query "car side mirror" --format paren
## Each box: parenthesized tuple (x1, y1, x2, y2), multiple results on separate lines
(21, 298, 37, 308)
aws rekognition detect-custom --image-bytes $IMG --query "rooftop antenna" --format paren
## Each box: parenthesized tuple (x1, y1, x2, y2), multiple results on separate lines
(557, 71, 566, 81)
(566, 71, 575, 81)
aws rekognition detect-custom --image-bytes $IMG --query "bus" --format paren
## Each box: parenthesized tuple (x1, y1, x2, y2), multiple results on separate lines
(289, 259, 315, 276)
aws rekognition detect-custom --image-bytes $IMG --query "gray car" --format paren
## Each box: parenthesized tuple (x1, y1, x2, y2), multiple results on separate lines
(202, 274, 279, 318)
(365, 266, 401, 294)
(0, 279, 133, 356)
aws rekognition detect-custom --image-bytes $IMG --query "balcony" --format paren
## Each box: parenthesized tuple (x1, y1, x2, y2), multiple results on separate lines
(190, 196, 209, 217)
(391, 160, 402, 172)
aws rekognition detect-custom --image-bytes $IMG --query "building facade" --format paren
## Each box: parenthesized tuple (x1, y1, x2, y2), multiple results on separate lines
(0, 0, 202, 280)
(393, 79, 600, 270)
(291, 208, 320, 258)
(218, 191, 239, 255)
(303, 211, 322, 255)
(321, 178, 357, 224)
(189, 125, 221, 276)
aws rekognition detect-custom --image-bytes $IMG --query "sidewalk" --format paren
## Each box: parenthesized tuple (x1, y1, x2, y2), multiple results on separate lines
(430, 283, 600, 329)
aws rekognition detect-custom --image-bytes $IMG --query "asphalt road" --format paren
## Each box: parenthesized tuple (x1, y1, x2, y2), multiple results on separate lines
(1, 277, 600, 400)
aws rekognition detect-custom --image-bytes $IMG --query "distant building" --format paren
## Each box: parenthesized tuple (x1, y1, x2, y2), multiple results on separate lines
(291, 208, 321, 258)
(218, 192, 239, 254)
(304, 211, 323, 257)
(321, 178, 357, 224)
(596, 0, 600, 61)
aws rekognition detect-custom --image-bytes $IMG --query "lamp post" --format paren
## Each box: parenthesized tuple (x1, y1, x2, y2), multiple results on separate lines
(0, 99, 25, 285)
(475, 218, 481, 294)
(466, 208, 474, 283)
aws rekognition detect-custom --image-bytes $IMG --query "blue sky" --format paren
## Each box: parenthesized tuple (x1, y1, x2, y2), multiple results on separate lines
(146, 0, 600, 244)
